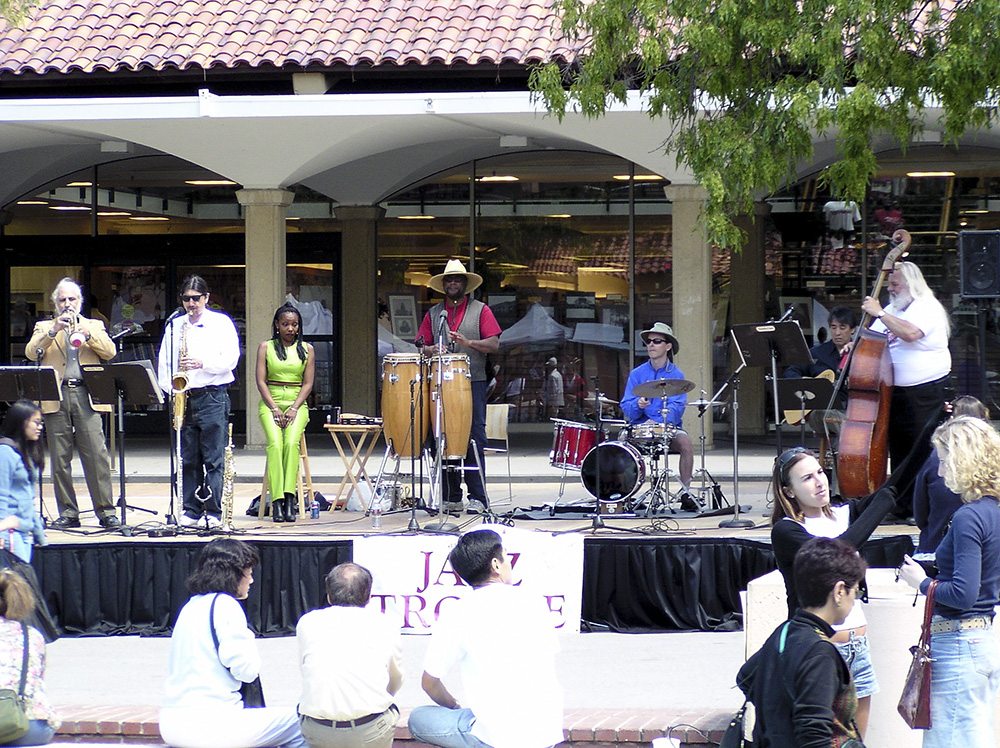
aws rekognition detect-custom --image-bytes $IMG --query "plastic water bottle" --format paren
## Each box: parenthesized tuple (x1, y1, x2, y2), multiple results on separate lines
(372, 506, 382, 530)
(310, 499, 320, 519)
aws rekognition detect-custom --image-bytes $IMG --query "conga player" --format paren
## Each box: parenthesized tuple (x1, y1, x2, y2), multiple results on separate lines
(620, 322, 697, 512)
(416, 259, 502, 516)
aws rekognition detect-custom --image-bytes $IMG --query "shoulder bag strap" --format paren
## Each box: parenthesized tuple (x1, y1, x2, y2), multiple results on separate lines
(920, 580, 938, 648)
(17, 622, 29, 698)
(208, 593, 221, 651)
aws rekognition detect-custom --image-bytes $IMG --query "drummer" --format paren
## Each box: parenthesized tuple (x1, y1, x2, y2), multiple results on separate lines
(621, 322, 698, 512)
(416, 259, 502, 516)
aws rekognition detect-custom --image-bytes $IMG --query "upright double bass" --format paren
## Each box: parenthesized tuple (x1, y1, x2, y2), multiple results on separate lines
(836, 229, 911, 498)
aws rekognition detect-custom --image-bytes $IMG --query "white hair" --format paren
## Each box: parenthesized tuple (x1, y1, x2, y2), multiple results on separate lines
(888, 261, 951, 336)
(51, 277, 83, 307)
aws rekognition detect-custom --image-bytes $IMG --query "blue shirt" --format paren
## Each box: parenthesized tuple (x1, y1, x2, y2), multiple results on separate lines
(0, 444, 42, 561)
(620, 359, 687, 426)
(912, 451, 963, 554)
(921, 496, 1000, 619)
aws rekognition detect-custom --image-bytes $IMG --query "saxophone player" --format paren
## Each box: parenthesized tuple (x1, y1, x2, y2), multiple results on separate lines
(26, 278, 119, 529)
(157, 275, 241, 529)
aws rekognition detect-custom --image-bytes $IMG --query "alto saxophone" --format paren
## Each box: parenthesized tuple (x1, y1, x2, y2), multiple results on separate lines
(221, 423, 236, 531)
(172, 320, 190, 430)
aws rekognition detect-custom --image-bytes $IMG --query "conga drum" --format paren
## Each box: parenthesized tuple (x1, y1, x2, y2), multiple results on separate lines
(381, 353, 429, 458)
(429, 354, 472, 459)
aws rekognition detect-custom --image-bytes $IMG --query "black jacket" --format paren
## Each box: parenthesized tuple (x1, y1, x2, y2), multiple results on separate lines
(737, 611, 857, 748)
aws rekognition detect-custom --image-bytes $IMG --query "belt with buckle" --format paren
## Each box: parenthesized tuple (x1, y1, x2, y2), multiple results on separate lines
(305, 706, 393, 729)
(62, 378, 85, 388)
(930, 615, 993, 635)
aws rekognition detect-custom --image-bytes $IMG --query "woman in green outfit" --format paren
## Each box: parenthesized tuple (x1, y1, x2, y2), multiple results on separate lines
(256, 303, 315, 523)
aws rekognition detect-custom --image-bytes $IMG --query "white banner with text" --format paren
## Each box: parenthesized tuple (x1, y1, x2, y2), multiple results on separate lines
(352, 526, 584, 634)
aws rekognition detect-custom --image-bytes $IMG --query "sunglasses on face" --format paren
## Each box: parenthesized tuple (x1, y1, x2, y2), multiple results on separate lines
(180, 293, 205, 303)
(647, 339, 667, 345)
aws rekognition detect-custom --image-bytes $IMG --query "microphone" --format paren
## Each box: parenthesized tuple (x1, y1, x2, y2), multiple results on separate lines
(439, 310, 448, 320)
(165, 306, 185, 323)
(777, 305, 795, 323)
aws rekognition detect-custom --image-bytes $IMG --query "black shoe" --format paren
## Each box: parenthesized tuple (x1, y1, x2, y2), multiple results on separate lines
(51, 516, 81, 529)
(284, 493, 297, 523)
(679, 492, 700, 513)
(272, 498, 286, 523)
(99, 515, 121, 529)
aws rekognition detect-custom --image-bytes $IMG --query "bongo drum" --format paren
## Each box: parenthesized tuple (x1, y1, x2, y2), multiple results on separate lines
(429, 354, 472, 459)
(381, 353, 428, 458)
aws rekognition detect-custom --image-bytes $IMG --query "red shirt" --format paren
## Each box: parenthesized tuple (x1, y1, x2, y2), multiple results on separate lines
(417, 297, 502, 344)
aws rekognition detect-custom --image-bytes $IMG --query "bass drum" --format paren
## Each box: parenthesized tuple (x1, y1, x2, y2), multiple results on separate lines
(580, 441, 646, 502)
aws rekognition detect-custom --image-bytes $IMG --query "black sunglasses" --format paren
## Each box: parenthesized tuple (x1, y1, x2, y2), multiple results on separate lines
(180, 293, 205, 303)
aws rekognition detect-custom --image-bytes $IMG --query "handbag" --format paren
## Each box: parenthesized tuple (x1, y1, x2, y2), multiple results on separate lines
(209, 594, 266, 709)
(0, 623, 30, 743)
(719, 701, 755, 748)
(898, 579, 937, 729)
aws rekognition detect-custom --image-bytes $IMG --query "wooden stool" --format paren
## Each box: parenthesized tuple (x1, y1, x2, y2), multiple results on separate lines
(258, 434, 314, 519)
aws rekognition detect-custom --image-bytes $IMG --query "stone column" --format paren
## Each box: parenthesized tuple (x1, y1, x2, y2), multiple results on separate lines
(730, 202, 771, 436)
(237, 188, 294, 447)
(334, 205, 384, 417)
(664, 185, 714, 449)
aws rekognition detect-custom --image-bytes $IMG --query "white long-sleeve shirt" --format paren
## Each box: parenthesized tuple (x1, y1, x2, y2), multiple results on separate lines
(157, 307, 240, 393)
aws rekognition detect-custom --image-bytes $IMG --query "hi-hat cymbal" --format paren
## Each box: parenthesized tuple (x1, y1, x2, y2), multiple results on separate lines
(686, 399, 725, 408)
(631, 378, 696, 399)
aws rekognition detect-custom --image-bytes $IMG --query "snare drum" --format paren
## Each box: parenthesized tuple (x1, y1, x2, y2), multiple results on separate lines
(381, 353, 429, 457)
(620, 421, 677, 454)
(429, 354, 473, 459)
(581, 441, 646, 502)
(550, 419, 600, 470)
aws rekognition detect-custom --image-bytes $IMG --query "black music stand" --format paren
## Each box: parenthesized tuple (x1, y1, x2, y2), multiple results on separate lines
(82, 361, 163, 536)
(777, 378, 836, 447)
(731, 321, 812, 456)
(0, 366, 60, 524)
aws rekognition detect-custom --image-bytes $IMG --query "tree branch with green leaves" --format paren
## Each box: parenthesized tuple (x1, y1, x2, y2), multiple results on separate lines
(530, 0, 1000, 249)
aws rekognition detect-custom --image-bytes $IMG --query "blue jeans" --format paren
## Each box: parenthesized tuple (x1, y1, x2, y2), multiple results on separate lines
(407, 707, 490, 748)
(924, 626, 1000, 748)
(181, 388, 230, 517)
(834, 631, 878, 698)
(5, 719, 55, 745)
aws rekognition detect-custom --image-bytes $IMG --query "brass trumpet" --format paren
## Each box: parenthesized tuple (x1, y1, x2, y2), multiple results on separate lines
(59, 312, 88, 349)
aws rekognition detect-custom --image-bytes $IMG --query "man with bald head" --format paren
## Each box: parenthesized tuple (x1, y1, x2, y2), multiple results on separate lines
(296, 563, 402, 748)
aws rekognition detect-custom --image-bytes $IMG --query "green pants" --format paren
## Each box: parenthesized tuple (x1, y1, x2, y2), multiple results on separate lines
(258, 384, 309, 501)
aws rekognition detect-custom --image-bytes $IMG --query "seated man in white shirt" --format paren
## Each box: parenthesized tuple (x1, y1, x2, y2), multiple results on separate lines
(296, 563, 403, 748)
(408, 529, 564, 748)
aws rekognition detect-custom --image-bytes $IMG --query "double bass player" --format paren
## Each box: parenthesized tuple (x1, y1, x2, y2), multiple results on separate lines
(859, 256, 951, 520)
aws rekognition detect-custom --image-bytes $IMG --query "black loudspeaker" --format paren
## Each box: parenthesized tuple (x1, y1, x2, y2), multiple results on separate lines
(959, 230, 1000, 298)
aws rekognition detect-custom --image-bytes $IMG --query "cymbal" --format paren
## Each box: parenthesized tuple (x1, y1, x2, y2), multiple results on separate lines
(686, 399, 725, 408)
(631, 378, 696, 399)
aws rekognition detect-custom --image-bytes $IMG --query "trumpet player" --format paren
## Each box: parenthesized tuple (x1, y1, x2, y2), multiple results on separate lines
(26, 278, 119, 530)
(157, 275, 240, 529)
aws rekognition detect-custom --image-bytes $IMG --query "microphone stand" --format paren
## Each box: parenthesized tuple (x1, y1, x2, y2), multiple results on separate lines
(425, 311, 458, 533)
(33, 347, 50, 526)
(589, 377, 604, 529)
(164, 310, 184, 526)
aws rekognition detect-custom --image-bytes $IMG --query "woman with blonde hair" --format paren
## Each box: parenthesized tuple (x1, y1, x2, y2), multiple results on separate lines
(899, 416, 1000, 748)
(0, 569, 58, 746)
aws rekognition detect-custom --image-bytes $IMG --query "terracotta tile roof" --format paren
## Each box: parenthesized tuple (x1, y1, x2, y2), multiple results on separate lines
(0, 0, 584, 76)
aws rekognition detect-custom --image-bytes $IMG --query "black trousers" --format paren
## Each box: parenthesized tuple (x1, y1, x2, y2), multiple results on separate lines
(889, 376, 948, 516)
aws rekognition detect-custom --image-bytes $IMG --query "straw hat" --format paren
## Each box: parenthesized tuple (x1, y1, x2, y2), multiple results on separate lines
(427, 259, 483, 295)
(639, 322, 679, 354)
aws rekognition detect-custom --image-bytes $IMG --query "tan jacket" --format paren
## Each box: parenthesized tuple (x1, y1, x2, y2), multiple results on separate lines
(26, 317, 117, 414)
